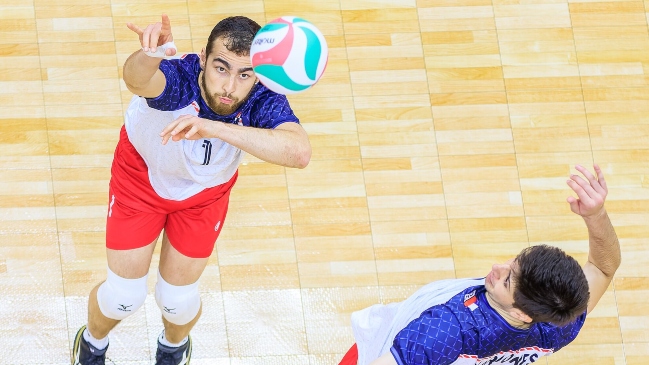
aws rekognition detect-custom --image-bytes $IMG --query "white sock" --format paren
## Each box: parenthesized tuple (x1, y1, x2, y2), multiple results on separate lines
(83, 328, 109, 350)
(158, 330, 188, 348)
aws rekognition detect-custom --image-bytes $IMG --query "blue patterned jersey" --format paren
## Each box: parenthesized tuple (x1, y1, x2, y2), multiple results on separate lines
(391, 286, 586, 365)
(146, 53, 299, 128)
(122, 54, 299, 200)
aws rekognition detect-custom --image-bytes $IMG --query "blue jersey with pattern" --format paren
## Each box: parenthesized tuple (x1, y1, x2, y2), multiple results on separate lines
(391, 286, 586, 365)
(146, 54, 299, 128)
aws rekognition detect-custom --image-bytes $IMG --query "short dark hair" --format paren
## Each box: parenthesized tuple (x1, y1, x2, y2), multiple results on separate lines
(205, 16, 261, 58)
(512, 245, 590, 326)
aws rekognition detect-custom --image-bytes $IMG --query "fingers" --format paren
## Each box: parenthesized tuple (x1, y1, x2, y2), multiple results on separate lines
(141, 24, 154, 52)
(568, 173, 597, 202)
(183, 125, 199, 139)
(575, 164, 606, 196)
(566, 196, 579, 215)
(160, 115, 195, 144)
(135, 14, 173, 53)
(593, 163, 608, 192)
(141, 23, 159, 52)
(161, 14, 171, 32)
(565, 163, 608, 217)
(126, 22, 143, 37)
(566, 177, 594, 208)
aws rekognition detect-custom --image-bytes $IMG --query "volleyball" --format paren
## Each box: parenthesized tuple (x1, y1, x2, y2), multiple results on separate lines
(250, 16, 328, 94)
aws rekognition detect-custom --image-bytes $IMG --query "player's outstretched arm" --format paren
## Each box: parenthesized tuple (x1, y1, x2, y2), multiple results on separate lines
(566, 164, 621, 314)
(123, 14, 175, 98)
(160, 115, 312, 169)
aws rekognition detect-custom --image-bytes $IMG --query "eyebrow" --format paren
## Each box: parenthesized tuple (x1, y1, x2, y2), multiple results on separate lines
(507, 263, 518, 292)
(213, 57, 254, 74)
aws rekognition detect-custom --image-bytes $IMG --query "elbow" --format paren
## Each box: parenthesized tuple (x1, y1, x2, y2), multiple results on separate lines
(610, 254, 622, 277)
(602, 253, 622, 279)
(123, 77, 146, 96)
(294, 145, 311, 169)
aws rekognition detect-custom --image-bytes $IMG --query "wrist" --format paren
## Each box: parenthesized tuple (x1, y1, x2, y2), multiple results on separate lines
(582, 208, 608, 224)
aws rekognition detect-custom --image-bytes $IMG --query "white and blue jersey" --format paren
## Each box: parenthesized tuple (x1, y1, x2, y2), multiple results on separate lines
(351, 278, 586, 365)
(124, 54, 299, 200)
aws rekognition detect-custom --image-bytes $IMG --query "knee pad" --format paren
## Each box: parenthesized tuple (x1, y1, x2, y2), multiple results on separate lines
(155, 271, 201, 326)
(96, 267, 148, 320)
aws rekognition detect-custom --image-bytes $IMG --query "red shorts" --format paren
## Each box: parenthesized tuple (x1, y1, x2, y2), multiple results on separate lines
(339, 344, 358, 365)
(106, 125, 237, 258)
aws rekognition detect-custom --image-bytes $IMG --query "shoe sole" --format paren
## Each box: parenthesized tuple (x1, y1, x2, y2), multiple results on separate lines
(71, 325, 85, 365)
(186, 336, 192, 364)
(179, 336, 192, 365)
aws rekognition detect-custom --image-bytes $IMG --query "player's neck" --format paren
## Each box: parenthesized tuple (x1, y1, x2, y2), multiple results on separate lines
(485, 293, 531, 330)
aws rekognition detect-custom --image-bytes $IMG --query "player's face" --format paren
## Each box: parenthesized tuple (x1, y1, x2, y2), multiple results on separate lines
(484, 258, 517, 309)
(200, 37, 258, 115)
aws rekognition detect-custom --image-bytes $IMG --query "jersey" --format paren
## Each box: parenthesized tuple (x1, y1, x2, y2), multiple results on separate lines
(124, 53, 299, 201)
(351, 278, 586, 365)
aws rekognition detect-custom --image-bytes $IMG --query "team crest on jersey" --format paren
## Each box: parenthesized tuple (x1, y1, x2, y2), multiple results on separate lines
(463, 290, 478, 311)
(234, 112, 243, 126)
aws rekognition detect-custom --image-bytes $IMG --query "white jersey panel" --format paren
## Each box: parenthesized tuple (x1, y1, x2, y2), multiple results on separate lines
(124, 95, 243, 201)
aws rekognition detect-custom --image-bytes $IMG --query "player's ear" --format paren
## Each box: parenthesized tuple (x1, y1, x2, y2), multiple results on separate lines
(510, 308, 533, 324)
(200, 49, 206, 69)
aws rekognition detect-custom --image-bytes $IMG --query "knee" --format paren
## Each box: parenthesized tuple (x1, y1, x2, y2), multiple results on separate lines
(154, 271, 201, 326)
(96, 267, 148, 321)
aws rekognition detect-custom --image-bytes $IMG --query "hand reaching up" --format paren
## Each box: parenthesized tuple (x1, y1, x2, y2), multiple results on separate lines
(566, 164, 608, 219)
(126, 13, 176, 56)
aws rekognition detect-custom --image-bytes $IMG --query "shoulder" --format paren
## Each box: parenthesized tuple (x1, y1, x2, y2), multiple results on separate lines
(536, 311, 587, 351)
(245, 83, 299, 127)
(159, 53, 201, 78)
(248, 83, 290, 108)
(392, 305, 464, 365)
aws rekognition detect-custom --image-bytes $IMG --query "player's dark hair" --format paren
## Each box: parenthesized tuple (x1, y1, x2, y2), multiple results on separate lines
(512, 245, 590, 326)
(206, 16, 261, 57)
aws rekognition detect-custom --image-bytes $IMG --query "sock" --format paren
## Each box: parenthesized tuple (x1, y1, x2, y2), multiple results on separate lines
(158, 330, 188, 348)
(83, 328, 109, 350)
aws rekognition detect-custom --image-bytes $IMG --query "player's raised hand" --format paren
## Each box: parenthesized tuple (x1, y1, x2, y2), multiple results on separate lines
(126, 13, 176, 55)
(566, 164, 608, 218)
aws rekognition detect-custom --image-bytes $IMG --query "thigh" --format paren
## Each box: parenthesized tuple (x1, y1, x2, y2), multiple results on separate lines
(106, 192, 166, 252)
(106, 238, 158, 279)
(159, 233, 209, 286)
(164, 173, 236, 259)
(106, 148, 167, 251)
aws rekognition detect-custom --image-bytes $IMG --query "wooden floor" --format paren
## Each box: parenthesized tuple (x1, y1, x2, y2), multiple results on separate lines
(1, 0, 649, 364)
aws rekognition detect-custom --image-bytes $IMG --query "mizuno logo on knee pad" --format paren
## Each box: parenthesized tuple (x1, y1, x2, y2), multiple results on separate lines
(118, 304, 133, 312)
(164, 306, 176, 314)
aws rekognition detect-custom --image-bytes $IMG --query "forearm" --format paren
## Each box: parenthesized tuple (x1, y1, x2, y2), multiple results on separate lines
(123, 50, 163, 91)
(584, 209, 621, 278)
(215, 122, 311, 168)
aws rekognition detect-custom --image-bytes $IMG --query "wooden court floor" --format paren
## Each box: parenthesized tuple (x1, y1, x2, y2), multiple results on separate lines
(1, 0, 648, 364)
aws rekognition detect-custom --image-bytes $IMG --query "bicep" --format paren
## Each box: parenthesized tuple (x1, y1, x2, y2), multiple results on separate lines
(583, 261, 613, 314)
(126, 69, 167, 98)
(369, 353, 398, 365)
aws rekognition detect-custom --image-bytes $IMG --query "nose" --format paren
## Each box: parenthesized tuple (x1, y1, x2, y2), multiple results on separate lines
(491, 263, 506, 279)
(223, 75, 236, 95)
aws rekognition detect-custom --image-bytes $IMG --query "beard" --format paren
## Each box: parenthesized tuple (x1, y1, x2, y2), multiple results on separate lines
(201, 72, 244, 115)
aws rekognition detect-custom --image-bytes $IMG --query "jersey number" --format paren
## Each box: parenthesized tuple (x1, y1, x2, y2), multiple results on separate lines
(202, 140, 212, 165)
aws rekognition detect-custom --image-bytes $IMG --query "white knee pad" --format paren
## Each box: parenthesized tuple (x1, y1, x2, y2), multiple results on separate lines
(96, 267, 148, 320)
(155, 271, 201, 326)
